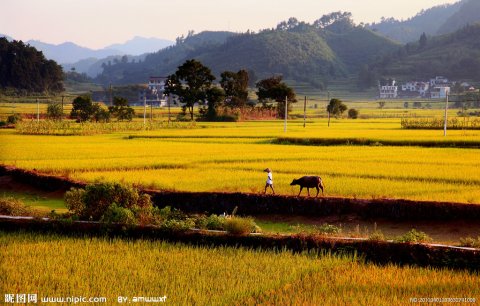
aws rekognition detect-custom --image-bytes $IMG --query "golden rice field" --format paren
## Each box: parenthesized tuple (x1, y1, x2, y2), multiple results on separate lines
(1, 119, 479, 203)
(1, 232, 479, 305)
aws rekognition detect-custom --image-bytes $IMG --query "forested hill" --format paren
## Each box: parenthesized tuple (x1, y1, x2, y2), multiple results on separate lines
(0, 38, 64, 93)
(369, 23, 480, 81)
(367, 0, 480, 44)
(95, 13, 399, 88)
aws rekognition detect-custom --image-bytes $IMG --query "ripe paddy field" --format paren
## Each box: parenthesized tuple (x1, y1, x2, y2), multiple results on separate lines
(1, 109, 480, 304)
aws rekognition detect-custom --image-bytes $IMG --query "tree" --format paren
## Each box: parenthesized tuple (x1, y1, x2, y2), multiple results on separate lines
(256, 76, 296, 119)
(164, 59, 215, 121)
(108, 97, 135, 121)
(419, 32, 427, 50)
(200, 87, 225, 120)
(378, 101, 386, 109)
(71, 96, 96, 122)
(71, 95, 108, 122)
(47, 103, 63, 121)
(327, 98, 347, 126)
(220, 70, 249, 109)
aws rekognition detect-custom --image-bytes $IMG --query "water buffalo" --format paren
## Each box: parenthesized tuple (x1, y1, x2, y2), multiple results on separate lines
(290, 176, 325, 197)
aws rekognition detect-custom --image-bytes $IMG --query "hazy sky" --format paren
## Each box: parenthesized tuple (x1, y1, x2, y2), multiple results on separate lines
(1, 0, 459, 49)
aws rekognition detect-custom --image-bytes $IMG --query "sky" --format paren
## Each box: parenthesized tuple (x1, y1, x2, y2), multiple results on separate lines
(1, 0, 460, 49)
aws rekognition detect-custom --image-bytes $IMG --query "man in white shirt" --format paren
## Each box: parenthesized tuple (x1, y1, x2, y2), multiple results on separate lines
(264, 168, 275, 194)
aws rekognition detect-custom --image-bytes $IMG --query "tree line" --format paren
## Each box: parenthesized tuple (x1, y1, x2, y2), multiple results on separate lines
(164, 59, 297, 121)
(0, 38, 64, 94)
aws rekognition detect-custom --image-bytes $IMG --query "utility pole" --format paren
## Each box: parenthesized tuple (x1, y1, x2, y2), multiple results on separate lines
(303, 96, 307, 128)
(150, 102, 153, 122)
(143, 95, 147, 126)
(284, 96, 288, 132)
(61, 95, 64, 121)
(36, 98, 39, 122)
(444, 92, 449, 137)
(168, 95, 171, 125)
(327, 91, 330, 127)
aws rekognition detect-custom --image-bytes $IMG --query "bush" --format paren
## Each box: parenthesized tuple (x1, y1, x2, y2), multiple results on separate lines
(224, 217, 258, 236)
(160, 218, 196, 232)
(459, 237, 480, 248)
(348, 109, 359, 119)
(7, 114, 21, 124)
(100, 203, 136, 225)
(395, 229, 432, 243)
(0, 197, 30, 216)
(315, 223, 341, 235)
(64, 183, 152, 221)
(64, 188, 86, 216)
(196, 214, 226, 230)
(369, 230, 386, 242)
(0, 196, 44, 217)
(47, 103, 63, 120)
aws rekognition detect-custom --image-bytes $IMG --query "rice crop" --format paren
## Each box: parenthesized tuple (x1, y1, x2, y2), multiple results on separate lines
(1, 232, 479, 305)
(1, 120, 479, 203)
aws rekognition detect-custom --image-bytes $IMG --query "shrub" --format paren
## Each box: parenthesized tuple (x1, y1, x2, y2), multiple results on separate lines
(100, 203, 136, 225)
(369, 230, 386, 242)
(395, 229, 432, 243)
(459, 237, 480, 248)
(64, 188, 86, 216)
(47, 103, 63, 120)
(0, 197, 30, 216)
(7, 114, 21, 124)
(0, 196, 44, 217)
(224, 217, 258, 236)
(315, 224, 341, 235)
(64, 183, 152, 221)
(196, 214, 226, 230)
(160, 218, 196, 232)
(348, 109, 359, 119)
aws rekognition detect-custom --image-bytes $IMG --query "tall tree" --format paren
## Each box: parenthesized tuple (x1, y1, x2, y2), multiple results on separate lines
(220, 70, 249, 109)
(327, 98, 347, 126)
(256, 76, 296, 119)
(70, 96, 96, 122)
(419, 32, 428, 50)
(164, 59, 215, 121)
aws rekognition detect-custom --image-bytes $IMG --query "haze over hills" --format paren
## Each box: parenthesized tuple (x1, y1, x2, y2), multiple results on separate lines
(0, 35, 174, 65)
(367, 0, 480, 43)
(95, 15, 400, 88)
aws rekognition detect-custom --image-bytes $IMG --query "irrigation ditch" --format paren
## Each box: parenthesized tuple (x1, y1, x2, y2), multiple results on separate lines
(1, 164, 480, 271)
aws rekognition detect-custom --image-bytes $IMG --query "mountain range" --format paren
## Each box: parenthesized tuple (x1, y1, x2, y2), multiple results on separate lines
(0, 34, 174, 67)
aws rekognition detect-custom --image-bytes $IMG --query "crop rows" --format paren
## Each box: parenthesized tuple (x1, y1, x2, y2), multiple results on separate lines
(2, 232, 479, 305)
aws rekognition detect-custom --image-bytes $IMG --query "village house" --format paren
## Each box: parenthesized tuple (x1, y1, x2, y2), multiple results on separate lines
(378, 79, 398, 99)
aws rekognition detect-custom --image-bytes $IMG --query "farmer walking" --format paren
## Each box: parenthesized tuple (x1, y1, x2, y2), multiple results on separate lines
(264, 168, 275, 194)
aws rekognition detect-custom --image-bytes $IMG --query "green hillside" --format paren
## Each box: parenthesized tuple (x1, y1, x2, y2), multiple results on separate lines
(374, 23, 480, 81)
(95, 14, 398, 89)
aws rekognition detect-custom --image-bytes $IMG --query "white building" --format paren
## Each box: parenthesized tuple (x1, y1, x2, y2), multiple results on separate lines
(138, 76, 168, 106)
(430, 76, 449, 87)
(430, 86, 450, 99)
(379, 79, 398, 99)
(401, 81, 430, 97)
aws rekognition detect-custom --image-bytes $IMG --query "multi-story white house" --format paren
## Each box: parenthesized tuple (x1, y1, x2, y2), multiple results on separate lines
(379, 79, 398, 99)
(430, 86, 450, 99)
(138, 76, 168, 106)
(401, 81, 430, 97)
(430, 76, 449, 87)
